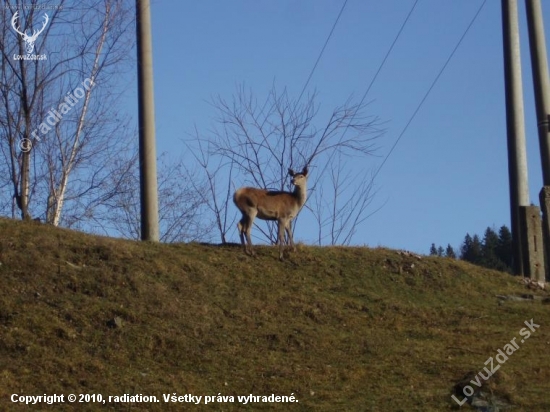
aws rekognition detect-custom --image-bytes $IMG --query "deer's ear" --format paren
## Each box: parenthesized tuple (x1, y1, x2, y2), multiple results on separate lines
(288, 168, 295, 177)
(302, 166, 308, 176)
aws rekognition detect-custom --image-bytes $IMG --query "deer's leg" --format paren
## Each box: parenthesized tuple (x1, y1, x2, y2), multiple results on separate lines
(237, 216, 247, 250)
(286, 221, 296, 252)
(278, 219, 287, 260)
(238, 214, 254, 255)
(245, 210, 257, 256)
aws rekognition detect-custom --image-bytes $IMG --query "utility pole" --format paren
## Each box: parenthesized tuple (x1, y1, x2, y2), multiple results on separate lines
(526, 0, 550, 281)
(502, 0, 530, 275)
(136, 0, 160, 242)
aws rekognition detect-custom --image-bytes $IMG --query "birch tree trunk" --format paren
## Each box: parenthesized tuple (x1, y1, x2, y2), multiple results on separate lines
(49, 5, 109, 226)
(0, 0, 135, 226)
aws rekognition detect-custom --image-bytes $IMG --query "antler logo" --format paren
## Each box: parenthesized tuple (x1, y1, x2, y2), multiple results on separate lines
(11, 11, 49, 55)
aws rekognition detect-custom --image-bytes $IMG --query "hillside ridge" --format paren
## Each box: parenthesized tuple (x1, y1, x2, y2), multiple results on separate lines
(0, 218, 548, 411)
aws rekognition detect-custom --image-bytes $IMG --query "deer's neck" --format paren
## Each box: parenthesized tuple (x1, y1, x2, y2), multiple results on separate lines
(293, 184, 307, 207)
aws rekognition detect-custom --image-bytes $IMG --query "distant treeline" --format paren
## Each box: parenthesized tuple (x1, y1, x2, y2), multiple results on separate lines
(430, 225, 512, 273)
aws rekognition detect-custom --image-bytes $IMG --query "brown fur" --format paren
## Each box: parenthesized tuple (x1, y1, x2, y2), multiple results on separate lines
(233, 167, 308, 260)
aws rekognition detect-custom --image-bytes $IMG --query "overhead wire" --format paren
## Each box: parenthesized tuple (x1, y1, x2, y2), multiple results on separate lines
(297, 0, 420, 171)
(371, 0, 488, 181)
(258, 0, 348, 137)
(284, 0, 487, 182)
(296, 0, 349, 105)
(357, 0, 420, 110)
(312, 0, 420, 179)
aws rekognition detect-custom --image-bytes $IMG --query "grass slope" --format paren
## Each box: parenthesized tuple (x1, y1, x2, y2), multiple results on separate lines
(0, 218, 548, 411)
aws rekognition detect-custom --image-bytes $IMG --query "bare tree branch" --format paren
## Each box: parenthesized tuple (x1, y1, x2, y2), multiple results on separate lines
(0, 0, 135, 226)
(191, 83, 384, 245)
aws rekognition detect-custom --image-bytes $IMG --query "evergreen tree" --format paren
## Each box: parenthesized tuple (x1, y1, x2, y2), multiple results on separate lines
(460, 233, 472, 261)
(497, 225, 513, 272)
(461, 233, 483, 265)
(482, 227, 501, 269)
(441, 225, 512, 272)
(460, 234, 473, 261)
(430, 243, 438, 256)
(445, 244, 456, 259)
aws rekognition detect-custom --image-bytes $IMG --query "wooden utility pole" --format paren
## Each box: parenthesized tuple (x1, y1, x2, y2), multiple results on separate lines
(136, 0, 160, 241)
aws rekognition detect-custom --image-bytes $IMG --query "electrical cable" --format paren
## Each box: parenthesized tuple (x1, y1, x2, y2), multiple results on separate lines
(258, 0, 348, 128)
(358, 0, 420, 109)
(312, 0, 420, 180)
(372, 0, 488, 181)
(296, 0, 349, 105)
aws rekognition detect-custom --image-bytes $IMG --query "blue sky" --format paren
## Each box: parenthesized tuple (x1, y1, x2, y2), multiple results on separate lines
(134, 0, 550, 254)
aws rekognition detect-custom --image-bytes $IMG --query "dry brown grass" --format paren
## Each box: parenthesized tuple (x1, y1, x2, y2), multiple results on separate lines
(0, 218, 548, 411)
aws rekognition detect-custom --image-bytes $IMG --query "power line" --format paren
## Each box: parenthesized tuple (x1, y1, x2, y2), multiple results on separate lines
(314, 0, 419, 177)
(372, 0, 488, 181)
(297, 0, 349, 105)
(296, 0, 416, 126)
(358, 0, 420, 108)
(258, 0, 348, 130)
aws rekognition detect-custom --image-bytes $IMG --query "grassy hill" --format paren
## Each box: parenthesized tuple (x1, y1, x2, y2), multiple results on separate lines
(0, 218, 548, 411)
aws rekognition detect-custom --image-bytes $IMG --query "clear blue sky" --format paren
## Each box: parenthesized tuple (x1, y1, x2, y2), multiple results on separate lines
(134, 0, 550, 254)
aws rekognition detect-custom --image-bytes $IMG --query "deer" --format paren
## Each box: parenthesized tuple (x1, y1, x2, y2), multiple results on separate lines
(233, 166, 308, 260)
(11, 12, 49, 55)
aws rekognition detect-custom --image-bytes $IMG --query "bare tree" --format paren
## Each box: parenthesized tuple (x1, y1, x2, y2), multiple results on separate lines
(185, 135, 236, 244)
(310, 154, 379, 245)
(190, 83, 383, 246)
(0, 0, 135, 224)
(97, 151, 213, 243)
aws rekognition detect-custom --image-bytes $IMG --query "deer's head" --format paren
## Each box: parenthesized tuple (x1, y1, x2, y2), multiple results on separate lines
(288, 166, 309, 187)
(11, 12, 49, 55)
